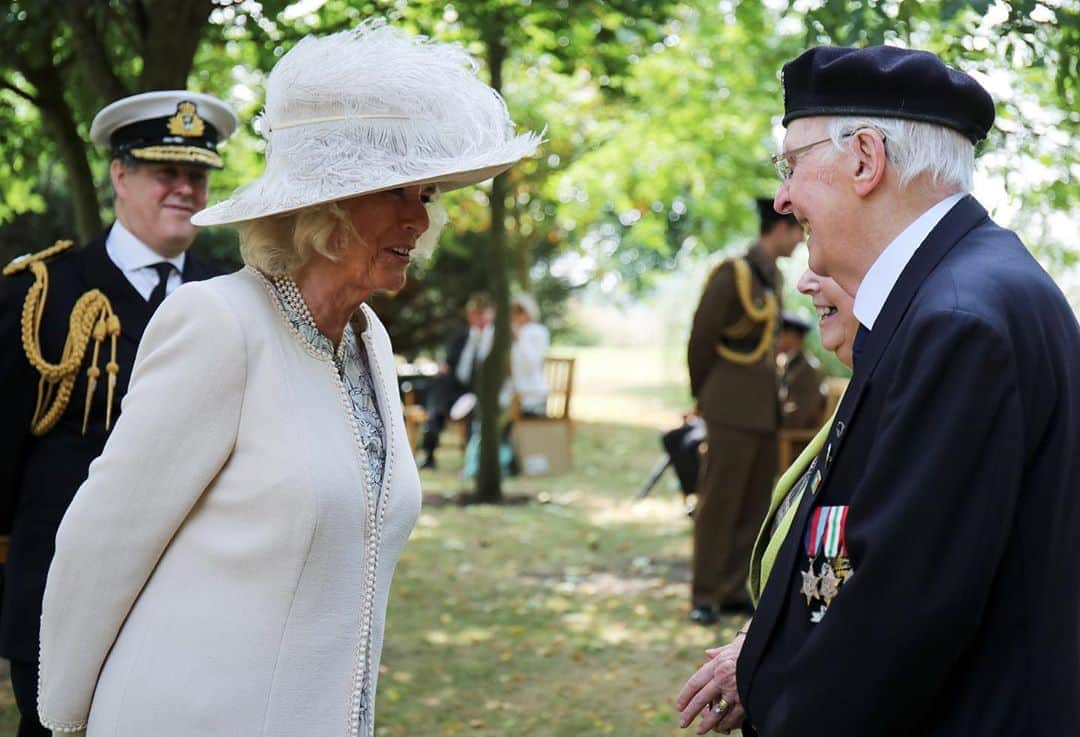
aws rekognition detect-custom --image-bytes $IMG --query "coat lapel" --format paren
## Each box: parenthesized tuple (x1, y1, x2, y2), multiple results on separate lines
(854, 196, 988, 379)
(739, 195, 991, 699)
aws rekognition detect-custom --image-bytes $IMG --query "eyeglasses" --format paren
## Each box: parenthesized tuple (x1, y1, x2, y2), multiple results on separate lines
(771, 136, 837, 183)
(772, 130, 884, 182)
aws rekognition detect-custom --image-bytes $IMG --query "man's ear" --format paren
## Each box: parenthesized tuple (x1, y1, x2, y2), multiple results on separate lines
(850, 129, 888, 197)
(110, 159, 128, 199)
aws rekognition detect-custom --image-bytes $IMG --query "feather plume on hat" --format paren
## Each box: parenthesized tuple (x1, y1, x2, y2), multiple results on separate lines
(193, 20, 541, 227)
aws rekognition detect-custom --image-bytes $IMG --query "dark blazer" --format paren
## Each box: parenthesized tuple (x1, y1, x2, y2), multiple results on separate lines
(0, 228, 222, 661)
(422, 325, 471, 416)
(688, 244, 783, 432)
(738, 197, 1080, 736)
(444, 324, 470, 383)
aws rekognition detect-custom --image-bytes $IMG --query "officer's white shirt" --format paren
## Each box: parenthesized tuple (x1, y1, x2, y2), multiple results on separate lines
(853, 192, 965, 330)
(105, 219, 186, 302)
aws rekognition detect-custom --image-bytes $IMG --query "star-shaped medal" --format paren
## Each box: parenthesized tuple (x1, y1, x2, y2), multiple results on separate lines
(819, 561, 840, 606)
(800, 561, 820, 605)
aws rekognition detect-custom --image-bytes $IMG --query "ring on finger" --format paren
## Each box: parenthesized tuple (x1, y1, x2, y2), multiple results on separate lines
(712, 698, 730, 714)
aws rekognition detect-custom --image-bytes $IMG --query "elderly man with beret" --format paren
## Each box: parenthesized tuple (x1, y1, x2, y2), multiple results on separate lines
(0, 90, 235, 737)
(676, 45, 1080, 737)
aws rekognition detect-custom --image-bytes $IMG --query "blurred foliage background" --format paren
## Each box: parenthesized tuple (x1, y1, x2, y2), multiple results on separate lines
(2, 0, 1076, 345)
(1, 0, 1077, 493)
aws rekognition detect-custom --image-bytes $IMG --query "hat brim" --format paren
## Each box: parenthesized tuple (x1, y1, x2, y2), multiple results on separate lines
(191, 156, 522, 227)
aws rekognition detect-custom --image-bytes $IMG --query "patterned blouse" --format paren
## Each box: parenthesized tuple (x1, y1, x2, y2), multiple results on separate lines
(270, 279, 386, 495)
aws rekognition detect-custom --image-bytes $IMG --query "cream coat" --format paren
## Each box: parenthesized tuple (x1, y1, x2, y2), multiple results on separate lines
(38, 268, 421, 737)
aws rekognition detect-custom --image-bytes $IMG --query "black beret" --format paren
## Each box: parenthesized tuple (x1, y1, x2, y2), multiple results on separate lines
(782, 46, 995, 144)
(781, 312, 812, 334)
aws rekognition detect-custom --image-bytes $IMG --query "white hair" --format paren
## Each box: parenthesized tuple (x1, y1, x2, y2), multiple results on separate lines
(827, 117, 975, 192)
(511, 292, 540, 322)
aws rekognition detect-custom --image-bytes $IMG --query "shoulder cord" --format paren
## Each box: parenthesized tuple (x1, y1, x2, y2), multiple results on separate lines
(6, 246, 121, 436)
(715, 257, 777, 366)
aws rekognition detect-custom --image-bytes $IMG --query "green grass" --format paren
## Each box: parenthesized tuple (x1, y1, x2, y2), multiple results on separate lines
(2, 346, 747, 737)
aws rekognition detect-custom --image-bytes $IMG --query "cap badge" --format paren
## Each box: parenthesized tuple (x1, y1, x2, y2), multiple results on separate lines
(167, 101, 205, 138)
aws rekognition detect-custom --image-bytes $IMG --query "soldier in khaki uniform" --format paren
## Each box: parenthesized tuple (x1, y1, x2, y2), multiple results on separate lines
(686, 199, 802, 623)
(777, 312, 826, 431)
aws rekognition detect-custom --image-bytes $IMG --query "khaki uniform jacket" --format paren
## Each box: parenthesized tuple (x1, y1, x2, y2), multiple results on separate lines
(779, 351, 825, 430)
(688, 243, 782, 432)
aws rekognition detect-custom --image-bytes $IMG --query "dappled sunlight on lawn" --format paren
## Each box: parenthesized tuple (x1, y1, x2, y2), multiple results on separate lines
(583, 494, 691, 528)
(383, 392, 751, 737)
(557, 346, 688, 429)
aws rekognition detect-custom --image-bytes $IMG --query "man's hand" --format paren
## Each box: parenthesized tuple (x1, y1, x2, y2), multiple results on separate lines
(675, 633, 747, 734)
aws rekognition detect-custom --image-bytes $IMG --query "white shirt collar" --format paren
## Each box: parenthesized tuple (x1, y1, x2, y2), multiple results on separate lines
(106, 219, 186, 275)
(853, 193, 965, 330)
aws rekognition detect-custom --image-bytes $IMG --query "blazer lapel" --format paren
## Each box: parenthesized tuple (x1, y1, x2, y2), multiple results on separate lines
(80, 228, 154, 345)
(739, 370, 870, 693)
(739, 195, 991, 697)
(855, 196, 988, 379)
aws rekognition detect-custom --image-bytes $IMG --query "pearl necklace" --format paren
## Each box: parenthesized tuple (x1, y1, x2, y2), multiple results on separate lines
(271, 275, 316, 327)
(271, 274, 351, 371)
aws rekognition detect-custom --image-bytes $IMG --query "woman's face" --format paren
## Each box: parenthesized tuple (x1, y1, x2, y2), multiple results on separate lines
(511, 305, 530, 329)
(796, 268, 858, 368)
(338, 184, 434, 294)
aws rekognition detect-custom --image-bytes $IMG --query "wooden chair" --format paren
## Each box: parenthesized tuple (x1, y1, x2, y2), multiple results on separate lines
(509, 355, 575, 422)
(402, 390, 428, 450)
(776, 376, 848, 472)
(402, 386, 468, 451)
(509, 356, 576, 475)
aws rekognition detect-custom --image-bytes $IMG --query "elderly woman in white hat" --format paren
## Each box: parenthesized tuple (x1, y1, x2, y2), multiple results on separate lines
(37, 21, 538, 737)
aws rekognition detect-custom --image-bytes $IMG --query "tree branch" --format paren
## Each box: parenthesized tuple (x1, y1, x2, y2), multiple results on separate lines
(129, 0, 150, 41)
(64, 1, 131, 102)
(0, 76, 40, 105)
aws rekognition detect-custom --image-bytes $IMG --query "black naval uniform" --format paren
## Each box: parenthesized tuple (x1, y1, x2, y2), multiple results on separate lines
(0, 230, 221, 734)
(737, 197, 1080, 736)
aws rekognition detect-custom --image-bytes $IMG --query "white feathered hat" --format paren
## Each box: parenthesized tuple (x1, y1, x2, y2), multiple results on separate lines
(192, 20, 541, 226)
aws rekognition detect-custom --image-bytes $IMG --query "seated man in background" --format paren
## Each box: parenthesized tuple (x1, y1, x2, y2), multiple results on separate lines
(417, 293, 493, 470)
(776, 312, 825, 431)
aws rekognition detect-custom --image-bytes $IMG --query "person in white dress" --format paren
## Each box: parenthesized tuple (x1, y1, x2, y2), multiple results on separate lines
(503, 292, 550, 416)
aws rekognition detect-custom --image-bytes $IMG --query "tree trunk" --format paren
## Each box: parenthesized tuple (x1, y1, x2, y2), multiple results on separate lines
(514, 233, 531, 291)
(474, 36, 510, 504)
(139, 0, 213, 89)
(24, 64, 102, 241)
(64, 1, 130, 103)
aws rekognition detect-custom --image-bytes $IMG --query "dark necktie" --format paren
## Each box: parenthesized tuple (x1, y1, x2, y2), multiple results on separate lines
(147, 262, 176, 312)
(852, 323, 870, 371)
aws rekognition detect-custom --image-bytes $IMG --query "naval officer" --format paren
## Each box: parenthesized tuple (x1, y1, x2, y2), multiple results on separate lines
(0, 90, 236, 737)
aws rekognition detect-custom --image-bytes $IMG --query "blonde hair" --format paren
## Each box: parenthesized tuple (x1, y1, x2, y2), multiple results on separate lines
(239, 197, 448, 277)
(239, 202, 356, 277)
